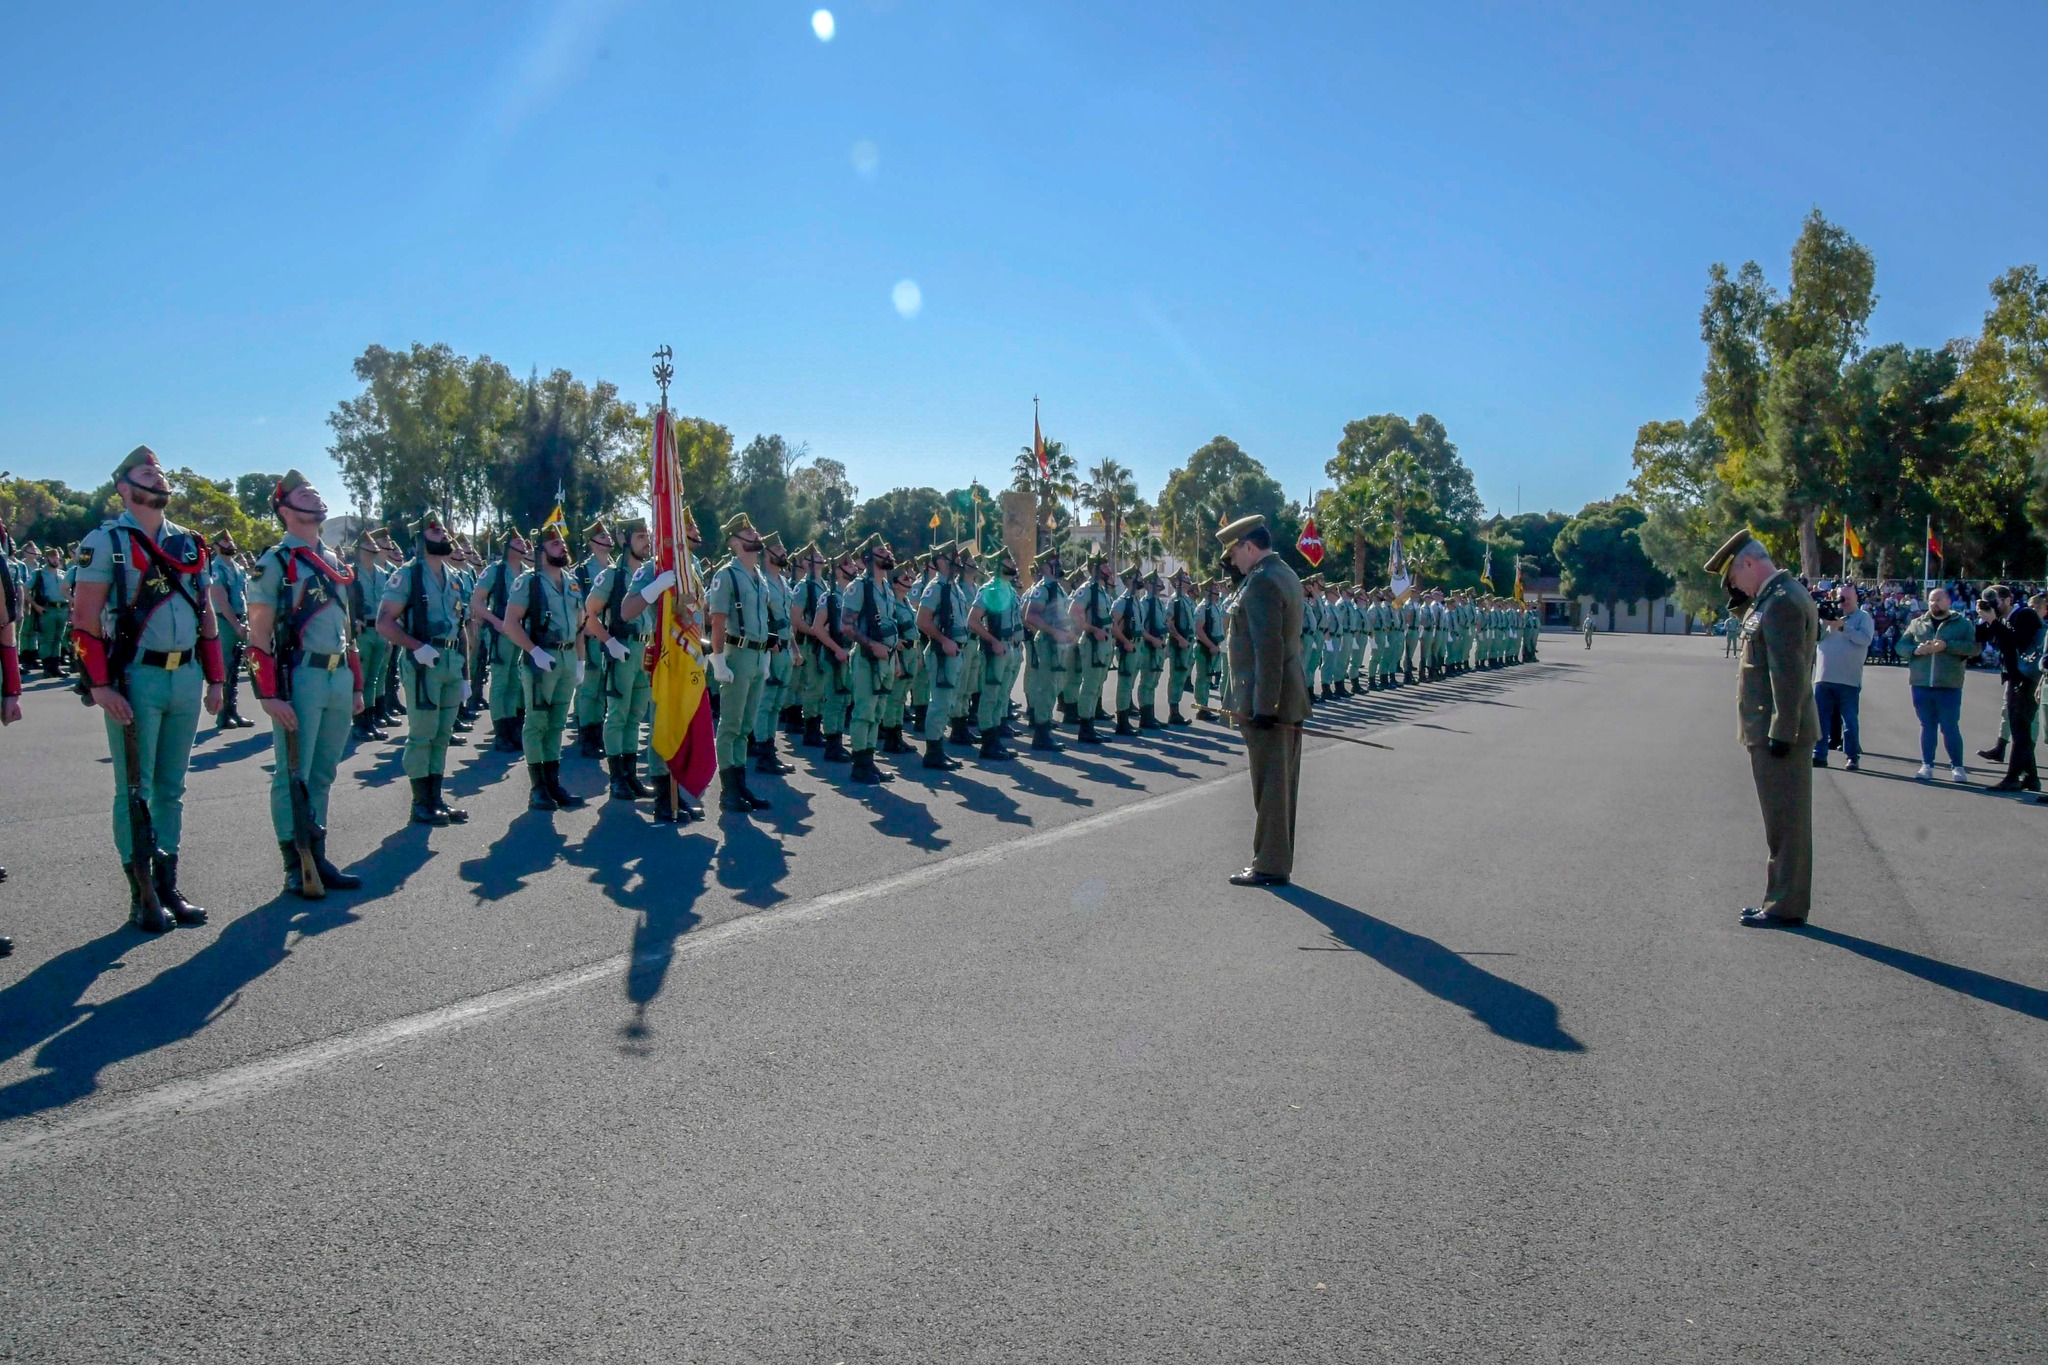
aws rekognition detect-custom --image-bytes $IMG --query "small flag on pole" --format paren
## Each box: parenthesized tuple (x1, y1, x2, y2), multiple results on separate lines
(1844, 521, 1864, 562)
(1033, 398, 1048, 481)
(1927, 528, 1943, 560)
(929, 510, 942, 531)
(1296, 515, 1324, 567)
(543, 481, 566, 533)
(1513, 558, 1526, 605)
(1480, 540, 1494, 589)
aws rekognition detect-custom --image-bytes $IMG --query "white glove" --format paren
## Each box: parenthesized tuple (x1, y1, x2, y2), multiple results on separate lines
(605, 637, 630, 662)
(411, 643, 439, 667)
(529, 647, 555, 671)
(461, 680, 473, 704)
(573, 659, 586, 686)
(639, 569, 679, 605)
(708, 652, 734, 685)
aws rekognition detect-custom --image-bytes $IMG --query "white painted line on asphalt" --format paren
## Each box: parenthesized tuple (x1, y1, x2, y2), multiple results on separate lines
(0, 761, 1253, 1167)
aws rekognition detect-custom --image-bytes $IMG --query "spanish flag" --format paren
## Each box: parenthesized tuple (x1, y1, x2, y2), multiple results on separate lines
(1513, 558, 1526, 605)
(645, 409, 715, 798)
(1844, 521, 1864, 561)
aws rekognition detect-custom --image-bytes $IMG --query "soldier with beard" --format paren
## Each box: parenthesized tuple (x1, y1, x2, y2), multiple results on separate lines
(582, 518, 656, 801)
(1020, 546, 1074, 752)
(571, 520, 616, 759)
(749, 531, 798, 777)
(376, 513, 473, 828)
(1070, 549, 1117, 743)
(472, 530, 532, 753)
(916, 541, 969, 770)
(499, 523, 587, 813)
(840, 534, 902, 784)
(967, 549, 1023, 761)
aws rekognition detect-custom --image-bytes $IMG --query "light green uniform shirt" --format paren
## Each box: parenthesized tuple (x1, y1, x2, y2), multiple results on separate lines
(76, 512, 207, 653)
(380, 556, 466, 641)
(250, 534, 353, 654)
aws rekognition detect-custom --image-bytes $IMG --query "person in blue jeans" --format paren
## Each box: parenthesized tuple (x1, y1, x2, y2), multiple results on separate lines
(1902, 588, 1978, 782)
(1812, 584, 1873, 770)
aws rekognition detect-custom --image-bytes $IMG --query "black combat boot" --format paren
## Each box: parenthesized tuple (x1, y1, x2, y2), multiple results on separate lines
(754, 735, 794, 774)
(491, 717, 522, 753)
(311, 827, 361, 890)
(411, 777, 447, 826)
(1168, 706, 1189, 726)
(719, 767, 748, 812)
(1031, 722, 1061, 752)
(849, 749, 887, 784)
(651, 773, 678, 823)
(802, 715, 825, 748)
(880, 725, 912, 755)
(781, 703, 804, 734)
(1980, 739, 2008, 763)
(153, 856, 207, 926)
(1077, 717, 1105, 745)
(579, 723, 604, 758)
(609, 757, 638, 800)
(910, 704, 927, 732)
(979, 729, 1015, 761)
(1114, 710, 1137, 736)
(621, 754, 654, 799)
(429, 774, 468, 824)
(545, 761, 584, 809)
(922, 739, 961, 771)
(948, 717, 973, 747)
(126, 865, 175, 934)
(822, 732, 852, 763)
(529, 763, 559, 811)
(1060, 699, 1076, 723)
(736, 767, 771, 810)
(1139, 706, 1161, 731)
(279, 841, 306, 898)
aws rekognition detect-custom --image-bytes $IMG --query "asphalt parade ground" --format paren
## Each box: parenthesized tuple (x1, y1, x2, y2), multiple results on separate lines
(2, 634, 2042, 1363)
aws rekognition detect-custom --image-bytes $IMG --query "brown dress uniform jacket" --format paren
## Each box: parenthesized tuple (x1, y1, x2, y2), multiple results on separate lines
(1737, 569, 1819, 919)
(1227, 554, 1310, 877)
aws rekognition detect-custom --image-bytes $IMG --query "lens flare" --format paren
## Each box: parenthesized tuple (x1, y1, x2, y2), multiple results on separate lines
(892, 279, 922, 318)
(811, 9, 835, 41)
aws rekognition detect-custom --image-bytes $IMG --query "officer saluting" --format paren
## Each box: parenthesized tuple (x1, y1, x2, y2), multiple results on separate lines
(376, 513, 473, 828)
(246, 472, 365, 896)
(1217, 514, 1310, 888)
(70, 446, 227, 931)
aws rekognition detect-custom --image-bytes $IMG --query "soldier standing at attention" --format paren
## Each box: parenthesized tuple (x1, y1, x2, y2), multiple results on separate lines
(447, 535, 479, 735)
(499, 522, 586, 813)
(30, 544, 74, 680)
(1163, 567, 1197, 724)
(1109, 563, 1146, 735)
(705, 516, 773, 815)
(347, 531, 392, 742)
(571, 521, 615, 759)
(840, 534, 901, 785)
(1192, 576, 1227, 720)
(750, 531, 797, 775)
(812, 547, 858, 765)
(916, 541, 969, 770)
(968, 549, 1024, 761)
(950, 549, 988, 747)
(246, 472, 365, 896)
(1070, 550, 1116, 741)
(1020, 546, 1073, 752)
(1218, 515, 1310, 888)
(790, 543, 831, 749)
(880, 560, 920, 754)
(0, 531, 22, 950)
(1706, 531, 1819, 928)
(375, 513, 472, 828)
(473, 531, 532, 753)
(582, 518, 655, 801)
(205, 532, 254, 728)
(71, 446, 226, 931)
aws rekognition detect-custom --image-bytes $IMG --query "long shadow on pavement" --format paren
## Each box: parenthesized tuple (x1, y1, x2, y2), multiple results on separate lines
(1274, 886, 1586, 1053)
(1791, 925, 2048, 1022)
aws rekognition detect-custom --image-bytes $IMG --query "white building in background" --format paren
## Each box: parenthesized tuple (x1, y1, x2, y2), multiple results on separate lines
(1575, 595, 1696, 634)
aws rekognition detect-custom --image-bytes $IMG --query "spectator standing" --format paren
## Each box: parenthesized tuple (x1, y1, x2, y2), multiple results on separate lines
(1813, 584, 1873, 770)
(1903, 588, 1976, 782)
(1976, 585, 2043, 795)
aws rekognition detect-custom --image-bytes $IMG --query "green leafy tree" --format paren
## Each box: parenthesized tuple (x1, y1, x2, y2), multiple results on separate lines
(1156, 437, 1288, 570)
(168, 468, 274, 549)
(1839, 345, 1967, 579)
(734, 434, 804, 540)
(1628, 416, 1738, 621)
(788, 456, 857, 545)
(1555, 499, 1674, 629)
(234, 472, 283, 522)
(848, 486, 948, 555)
(1950, 265, 2048, 560)
(1079, 457, 1140, 567)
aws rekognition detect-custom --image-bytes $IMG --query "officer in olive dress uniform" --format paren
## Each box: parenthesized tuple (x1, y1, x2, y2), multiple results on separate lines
(839, 534, 901, 784)
(473, 531, 532, 751)
(1706, 530, 1820, 928)
(1218, 515, 1310, 887)
(1108, 564, 1148, 735)
(499, 522, 587, 812)
(582, 518, 655, 800)
(246, 472, 366, 896)
(916, 541, 970, 769)
(1020, 546, 1073, 751)
(375, 513, 473, 827)
(967, 550, 1024, 760)
(71, 446, 227, 930)
(750, 531, 798, 774)
(571, 520, 616, 758)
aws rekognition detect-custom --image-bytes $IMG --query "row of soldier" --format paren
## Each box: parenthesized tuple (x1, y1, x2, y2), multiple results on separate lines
(0, 449, 1542, 952)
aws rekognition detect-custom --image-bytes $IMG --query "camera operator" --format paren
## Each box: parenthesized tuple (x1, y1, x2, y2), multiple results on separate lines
(1812, 583, 1872, 770)
(1975, 584, 2043, 794)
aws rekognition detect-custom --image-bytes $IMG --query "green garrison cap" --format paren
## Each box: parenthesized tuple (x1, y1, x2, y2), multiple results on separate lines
(1703, 527, 1759, 575)
(114, 445, 160, 480)
(533, 520, 567, 544)
(271, 469, 311, 508)
(581, 519, 613, 544)
(791, 540, 821, 564)
(617, 517, 649, 539)
(759, 528, 784, 552)
(1216, 514, 1266, 547)
(720, 512, 755, 538)
(931, 539, 957, 560)
(411, 511, 446, 540)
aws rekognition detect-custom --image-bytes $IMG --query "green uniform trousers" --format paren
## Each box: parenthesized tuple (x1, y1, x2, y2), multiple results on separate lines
(910, 645, 932, 711)
(600, 653, 652, 759)
(1165, 642, 1192, 709)
(753, 643, 793, 743)
(1023, 635, 1070, 725)
(923, 641, 964, 742)
(1074, 639, 1111, 720)
(1750, 744, 1813, 920)
(713, 646, 766, 767)
(32, 606, 67, 660)
(488, 633, 523, 719)
(1243, 719, 1302, 878)
(521, 656, 577, 762)
(402, 646, 465, 778)
(1136, 642, 1163, 713)
(977, 642, 1022, 732)
(849, 650, 893, 751)
(817, 648, 853, 737)
(1192, 645, 1222, 710)
(574, 637, 607, 726)
(881, 653, 910, 729)
(954, 642, 984, 721)
(104, 661, 202, 862)
(355, 627, 389, 714)
(269, 661, 353, 840)
(1115, 644, 1152, 715)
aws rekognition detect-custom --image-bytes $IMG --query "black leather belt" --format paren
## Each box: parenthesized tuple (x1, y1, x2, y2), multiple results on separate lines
(728, 637, 766, 650)
(138, 648, 194, 669)
(300, 651, 350, 671)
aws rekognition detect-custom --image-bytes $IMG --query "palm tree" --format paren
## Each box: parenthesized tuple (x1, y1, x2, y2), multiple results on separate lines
(1333, 449, 1436, 586)
(1011, 437, 1079, 551)
(1079, 457, 1139, 567)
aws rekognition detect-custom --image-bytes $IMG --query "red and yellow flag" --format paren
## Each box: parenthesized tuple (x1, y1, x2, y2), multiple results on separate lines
(646, 408, 716, 798)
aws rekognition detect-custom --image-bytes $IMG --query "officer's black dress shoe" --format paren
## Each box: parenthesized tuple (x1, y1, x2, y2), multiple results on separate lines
(1738, 907, 1805, 928)
(1228, 868, 1289, 888)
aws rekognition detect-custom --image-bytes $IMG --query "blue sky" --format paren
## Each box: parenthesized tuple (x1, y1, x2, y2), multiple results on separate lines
(3, 1, 2042, 518)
